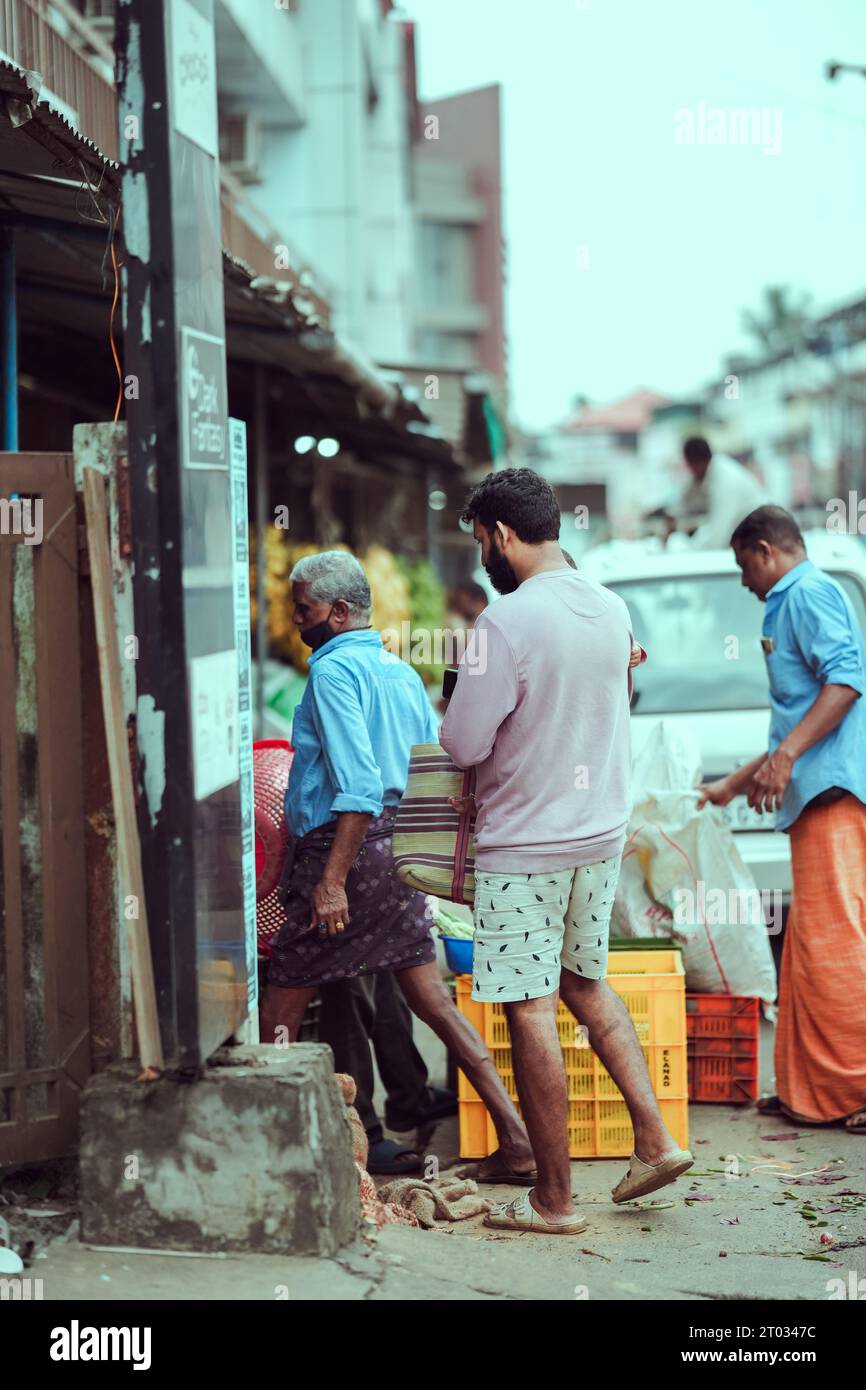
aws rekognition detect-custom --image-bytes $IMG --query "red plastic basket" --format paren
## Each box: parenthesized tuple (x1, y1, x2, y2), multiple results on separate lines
(686, 993, 760, 1104)
(253, 739, 294, 958)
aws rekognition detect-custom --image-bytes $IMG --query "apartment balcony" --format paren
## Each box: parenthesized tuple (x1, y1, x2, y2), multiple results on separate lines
(219, 166, 332, 325)
(0, 0, 118, 158)
(214, 0, 303, 127)
(415, 194, 486, 226)
(414, 159, 486, 226)
(416, 301, 490, 334)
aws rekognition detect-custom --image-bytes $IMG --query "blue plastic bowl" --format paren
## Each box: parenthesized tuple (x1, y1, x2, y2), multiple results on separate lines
(441, 935, 474, 975)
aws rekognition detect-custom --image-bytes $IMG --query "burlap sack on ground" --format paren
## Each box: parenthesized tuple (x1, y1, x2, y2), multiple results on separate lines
(377, 1175, 493, 1228)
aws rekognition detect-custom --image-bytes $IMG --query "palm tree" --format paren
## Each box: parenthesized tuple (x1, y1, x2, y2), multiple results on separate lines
(741, 285, 813, 356)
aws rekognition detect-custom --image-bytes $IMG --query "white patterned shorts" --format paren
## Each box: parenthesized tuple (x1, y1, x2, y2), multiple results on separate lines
(471, 855, 622, 1003)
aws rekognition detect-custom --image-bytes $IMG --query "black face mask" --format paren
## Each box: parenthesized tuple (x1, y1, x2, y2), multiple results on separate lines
(300, 608, 338, 650)
(484, 532, 519, 595)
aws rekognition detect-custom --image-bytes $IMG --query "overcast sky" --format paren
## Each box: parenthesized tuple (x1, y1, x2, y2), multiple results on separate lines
(404, 0, 866, 430)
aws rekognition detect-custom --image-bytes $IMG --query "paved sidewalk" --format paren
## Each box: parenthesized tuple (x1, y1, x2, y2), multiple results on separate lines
(10, 1016, 866, 1301)
(22, 1095, 866, 1301)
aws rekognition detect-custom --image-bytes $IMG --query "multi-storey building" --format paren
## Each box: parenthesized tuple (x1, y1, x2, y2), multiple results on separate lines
(706, 293, 866, 520)
(0, 1, 510, 542)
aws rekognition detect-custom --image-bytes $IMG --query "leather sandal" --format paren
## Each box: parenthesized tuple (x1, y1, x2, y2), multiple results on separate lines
(483, 1188, 588, 1235)
(611, 1148, 694, 1204)
(457, 1148, 538, 1186)
(366, 1139, 423, 1175)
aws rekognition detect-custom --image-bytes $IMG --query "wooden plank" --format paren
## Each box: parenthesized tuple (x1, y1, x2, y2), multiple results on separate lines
(12, 541, 45, 1081)
(0, 541, 25, 1112)
(34, 458, 88, 1092)
(83, 468, 164, 1073)
(0, 454, 90, 1163)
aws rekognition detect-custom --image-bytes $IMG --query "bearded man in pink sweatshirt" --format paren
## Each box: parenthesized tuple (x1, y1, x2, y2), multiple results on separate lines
(440, 468, 692, 1235)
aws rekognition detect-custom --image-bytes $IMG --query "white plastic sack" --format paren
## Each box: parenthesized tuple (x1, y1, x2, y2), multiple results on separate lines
(610, 850, 674, 939)
(617, 722, 778, 1006)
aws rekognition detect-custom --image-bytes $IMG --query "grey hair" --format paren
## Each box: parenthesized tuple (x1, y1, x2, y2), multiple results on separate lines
(290, 550, 372, 621)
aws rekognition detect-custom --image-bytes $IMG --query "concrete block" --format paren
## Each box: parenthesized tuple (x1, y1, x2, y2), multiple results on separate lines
(79, 1045, 358, 1256)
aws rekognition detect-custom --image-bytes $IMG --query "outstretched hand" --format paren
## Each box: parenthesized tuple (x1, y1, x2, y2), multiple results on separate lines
(696, 777, 735, 810)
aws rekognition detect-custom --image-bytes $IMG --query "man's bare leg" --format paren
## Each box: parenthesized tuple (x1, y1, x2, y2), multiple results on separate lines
(504, 993, 575, 1221)
(559, 969, 681, 1162)
(395, 961, 535, 1176)
(260, 984, 317, 1045)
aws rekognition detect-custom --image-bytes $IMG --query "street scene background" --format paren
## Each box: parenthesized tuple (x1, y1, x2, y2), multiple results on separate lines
(0, 0, 864, 1333)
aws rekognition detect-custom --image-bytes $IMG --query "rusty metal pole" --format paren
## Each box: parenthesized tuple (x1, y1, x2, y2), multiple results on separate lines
(115, 0, 248, 1068)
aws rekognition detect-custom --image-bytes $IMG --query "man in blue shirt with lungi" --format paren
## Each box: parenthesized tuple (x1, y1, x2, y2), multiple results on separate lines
(260, 550, 534, 1182)
(700, 507, 866, 1133)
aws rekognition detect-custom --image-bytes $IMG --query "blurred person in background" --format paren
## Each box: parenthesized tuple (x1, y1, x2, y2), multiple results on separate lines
(449, 579, 489, 628)
(675, 436, 766, 549)
(699, 506, 866, 1134)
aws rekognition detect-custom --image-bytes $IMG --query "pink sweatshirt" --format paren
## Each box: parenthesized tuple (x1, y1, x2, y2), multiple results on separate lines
(439, 568, 634, 872)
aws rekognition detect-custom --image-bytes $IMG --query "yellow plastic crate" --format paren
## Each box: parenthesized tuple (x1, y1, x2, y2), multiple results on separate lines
(455, 949, 688, 1159)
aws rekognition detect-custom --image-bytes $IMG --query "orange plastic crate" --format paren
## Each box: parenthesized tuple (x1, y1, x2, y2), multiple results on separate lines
(455, 949, 688, 1159)
(686, 993, 760, 1104)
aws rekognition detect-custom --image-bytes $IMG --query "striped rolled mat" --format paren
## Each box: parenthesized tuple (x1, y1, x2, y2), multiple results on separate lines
(393, 743, 476, 905)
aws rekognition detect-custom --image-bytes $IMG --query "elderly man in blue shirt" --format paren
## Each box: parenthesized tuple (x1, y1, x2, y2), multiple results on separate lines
(700, 506, 866, 1134)
(260, 550, 535, 1182)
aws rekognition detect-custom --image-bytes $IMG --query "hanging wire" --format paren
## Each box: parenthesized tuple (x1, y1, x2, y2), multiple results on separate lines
(74, 154, 111, 225)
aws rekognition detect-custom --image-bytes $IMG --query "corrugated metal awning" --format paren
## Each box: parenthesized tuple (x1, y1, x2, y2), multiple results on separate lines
(0, 58, 119, 200)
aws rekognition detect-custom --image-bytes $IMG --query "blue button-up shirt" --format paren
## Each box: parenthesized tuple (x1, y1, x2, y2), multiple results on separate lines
(285, 629, 439, 838)
(763, 559, 866, 830)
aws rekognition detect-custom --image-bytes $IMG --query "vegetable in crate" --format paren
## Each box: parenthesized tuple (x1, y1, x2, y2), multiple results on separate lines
(432, 900, 475, 940)
(396, 556, 448, 687)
